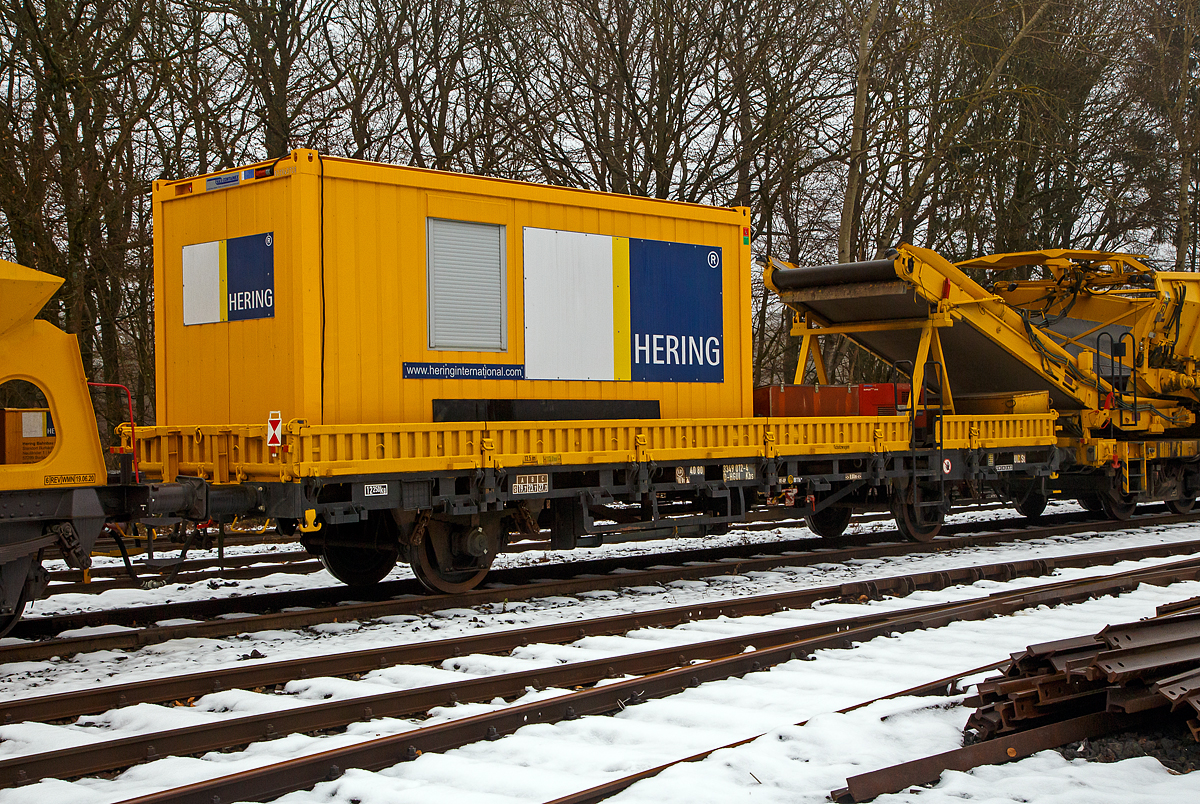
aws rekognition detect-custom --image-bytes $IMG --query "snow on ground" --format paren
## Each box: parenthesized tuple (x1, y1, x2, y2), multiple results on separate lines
(4, 502, 1197, 703)
(3, 501, 1200, 802)
(4, 553, 1198, 803)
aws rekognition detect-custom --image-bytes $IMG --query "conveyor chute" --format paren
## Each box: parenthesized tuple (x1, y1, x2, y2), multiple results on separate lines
(768, 258, 897, 291)
(766, 244, 1200, 435)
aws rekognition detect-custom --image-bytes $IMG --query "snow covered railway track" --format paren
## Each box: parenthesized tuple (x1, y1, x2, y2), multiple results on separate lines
(41, 505, 1013, 596)
(11, 551, 1200, 803)
(7, 536, 1196, 728)
(47, 551, 324, 595)
(540, 662, 1009, 804)
(6, 510, 1193, 664)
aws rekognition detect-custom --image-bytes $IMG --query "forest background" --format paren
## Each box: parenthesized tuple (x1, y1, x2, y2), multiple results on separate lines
(1, 0, 1197, 438)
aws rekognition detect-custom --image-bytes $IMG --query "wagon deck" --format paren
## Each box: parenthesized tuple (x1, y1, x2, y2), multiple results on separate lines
(125, 412, 1058, 485)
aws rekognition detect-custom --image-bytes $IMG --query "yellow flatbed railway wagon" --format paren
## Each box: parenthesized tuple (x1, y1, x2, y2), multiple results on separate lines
(140, 151, 765, 590)
(1, 156, 1061, 630)
(123, 155, 1058, 588)
(767, 245, 1200, 523)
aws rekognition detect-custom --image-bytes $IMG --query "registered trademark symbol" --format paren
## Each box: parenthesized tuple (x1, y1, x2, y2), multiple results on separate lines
(707, 250, 719, 268)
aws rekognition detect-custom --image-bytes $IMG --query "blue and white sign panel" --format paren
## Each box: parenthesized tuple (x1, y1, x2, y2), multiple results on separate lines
(628, 239, 723, 383)
(522, 228, 724, 383)
(182, 231, 275, 325)
(205, 172, 241, 192)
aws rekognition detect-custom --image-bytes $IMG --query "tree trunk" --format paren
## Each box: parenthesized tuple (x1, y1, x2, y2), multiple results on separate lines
(838, 0, 881, 264)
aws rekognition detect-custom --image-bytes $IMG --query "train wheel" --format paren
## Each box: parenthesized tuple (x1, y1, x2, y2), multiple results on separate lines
(0, 554, 41, 637)
(0, 593, 28, 638)
(1167, 497, 1196, 515)
(409, 517, 500, 594)
(891, 489, 944, 542)
(1100, 494, 1137, 521)
(320, 545, 398, 586)
(806, 506, 852, 539)
(1077, 494, 1104, 513)
(1015, 490, 1047, 520)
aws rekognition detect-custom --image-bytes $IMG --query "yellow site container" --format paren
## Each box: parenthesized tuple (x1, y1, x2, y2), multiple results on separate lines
(153, 151, 753, 427)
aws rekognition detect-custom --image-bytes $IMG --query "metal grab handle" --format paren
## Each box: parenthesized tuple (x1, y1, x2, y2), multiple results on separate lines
(87, 381, 139, 483)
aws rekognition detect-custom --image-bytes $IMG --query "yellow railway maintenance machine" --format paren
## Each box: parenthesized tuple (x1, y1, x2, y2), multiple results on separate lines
(767, 244, 1200, 525)
(0, 153, 1062, 633)
(0, 260, 107, 632)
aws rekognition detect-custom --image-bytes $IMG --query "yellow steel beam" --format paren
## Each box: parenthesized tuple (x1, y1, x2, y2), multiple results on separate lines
(957, 250, 1152, 276)
(794, 330, 829, 385)
(929, 325, 954, 414)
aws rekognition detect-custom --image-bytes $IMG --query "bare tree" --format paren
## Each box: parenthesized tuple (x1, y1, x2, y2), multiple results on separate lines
(1126, 0, 1200, 269)
(0, 0, 168, 431)
(204, 0, 344, 157)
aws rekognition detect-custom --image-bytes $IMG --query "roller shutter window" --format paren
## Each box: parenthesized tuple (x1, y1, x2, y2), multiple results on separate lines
(427, 218, 507, 351)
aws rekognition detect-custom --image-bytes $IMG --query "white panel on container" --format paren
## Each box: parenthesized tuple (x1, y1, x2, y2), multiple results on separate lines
(22, 411, 44, 438)
(182, 240, 221, 325)
(523, 228, 614, 381)
(427, 219, 507, 351)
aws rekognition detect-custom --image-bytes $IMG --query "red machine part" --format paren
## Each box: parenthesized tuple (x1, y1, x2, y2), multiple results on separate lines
(753, 383, 915, 418)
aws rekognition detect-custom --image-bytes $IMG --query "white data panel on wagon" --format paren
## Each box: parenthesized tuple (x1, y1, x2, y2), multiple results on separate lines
(523, 228, 616, 381)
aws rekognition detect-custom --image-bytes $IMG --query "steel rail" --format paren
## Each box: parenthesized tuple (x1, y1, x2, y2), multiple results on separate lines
(732, 501, 1009, 532)
(4, 511, 1196, 664)
(97, 554, 1200, 804)
(831, 710, 1160, 802)
(51, 549, 314, 579)
(506, 502, 1012, 551)
(7, 511, 1190, 667)
(543, 660, 1008, 804)
(24, 507, 1126, 628)
(8, 538, 1198, 726)
(0, 595, 1003, 786)
(46, 557, 325, 595)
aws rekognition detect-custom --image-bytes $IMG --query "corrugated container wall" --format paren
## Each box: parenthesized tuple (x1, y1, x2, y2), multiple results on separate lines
(153, 151, 753, 427)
